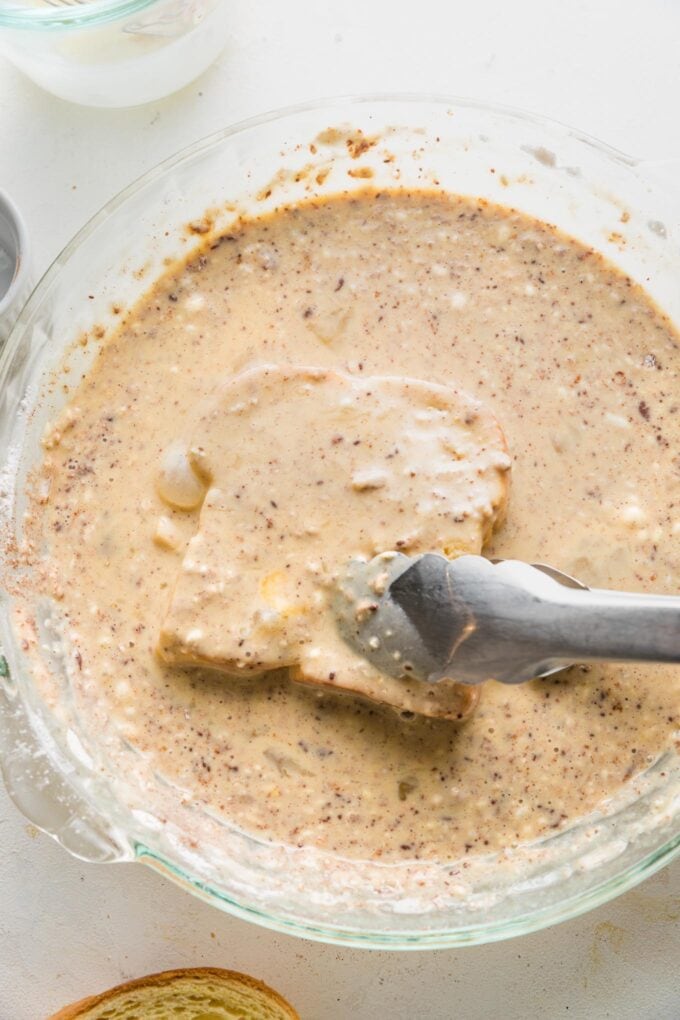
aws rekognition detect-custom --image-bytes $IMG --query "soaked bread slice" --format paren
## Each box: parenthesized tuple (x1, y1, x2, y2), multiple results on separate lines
(157, 365, 510, 719)
(49, 967, 299, 1020)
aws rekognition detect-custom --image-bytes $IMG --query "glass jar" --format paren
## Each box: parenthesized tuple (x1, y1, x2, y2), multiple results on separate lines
(0, 0, 229, 107)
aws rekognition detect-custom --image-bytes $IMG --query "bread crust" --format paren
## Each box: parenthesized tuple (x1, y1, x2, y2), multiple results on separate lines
(47, 966, 300, 1020)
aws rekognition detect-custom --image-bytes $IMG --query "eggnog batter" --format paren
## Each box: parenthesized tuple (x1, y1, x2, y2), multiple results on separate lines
(19, 191, 680, 861)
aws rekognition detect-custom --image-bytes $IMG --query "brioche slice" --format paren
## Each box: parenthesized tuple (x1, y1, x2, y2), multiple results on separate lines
(48, 967, 299, 1020)
(157, 365, 510, 720)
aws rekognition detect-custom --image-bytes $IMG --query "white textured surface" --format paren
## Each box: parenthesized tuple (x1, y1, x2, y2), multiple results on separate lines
(1, 2, 679, 1017)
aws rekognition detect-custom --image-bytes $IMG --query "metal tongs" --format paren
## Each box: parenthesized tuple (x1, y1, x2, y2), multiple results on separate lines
(334, 553, 680, 685)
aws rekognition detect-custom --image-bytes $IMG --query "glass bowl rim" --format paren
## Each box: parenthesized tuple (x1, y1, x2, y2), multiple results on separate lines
(1, 91, 644, 355)
(2, 92, 679, 950)
(137, 833, 680, 949)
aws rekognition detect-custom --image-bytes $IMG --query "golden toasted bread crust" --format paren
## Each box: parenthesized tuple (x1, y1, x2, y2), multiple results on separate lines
(47, 966, 299, 1020)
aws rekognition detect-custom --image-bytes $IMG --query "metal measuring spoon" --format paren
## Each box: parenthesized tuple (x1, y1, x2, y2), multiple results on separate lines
(334, 552, 680, 685)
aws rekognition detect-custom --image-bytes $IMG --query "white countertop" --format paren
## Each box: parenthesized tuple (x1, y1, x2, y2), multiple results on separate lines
(1, 2, 679, 1017)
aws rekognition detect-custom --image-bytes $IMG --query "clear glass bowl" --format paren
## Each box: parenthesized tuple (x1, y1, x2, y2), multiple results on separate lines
(0, 96, 678, 949)
(0, 0, 229, 106)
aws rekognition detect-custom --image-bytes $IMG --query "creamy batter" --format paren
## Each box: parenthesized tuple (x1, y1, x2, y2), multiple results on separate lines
(18, 191, 680, 862)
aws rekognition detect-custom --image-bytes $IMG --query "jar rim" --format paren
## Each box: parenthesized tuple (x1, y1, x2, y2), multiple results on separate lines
(0, 0, 160, 31)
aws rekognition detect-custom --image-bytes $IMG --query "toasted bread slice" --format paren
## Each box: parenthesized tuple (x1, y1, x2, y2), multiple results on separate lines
(48, 967, 299, 1020)
(158, 366, 510, 719)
